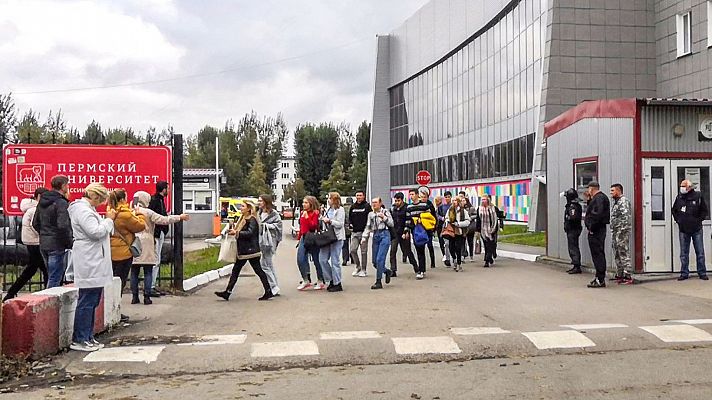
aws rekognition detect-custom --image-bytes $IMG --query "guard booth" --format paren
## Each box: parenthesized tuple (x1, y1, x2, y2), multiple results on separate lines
(546, 98, 712, 274)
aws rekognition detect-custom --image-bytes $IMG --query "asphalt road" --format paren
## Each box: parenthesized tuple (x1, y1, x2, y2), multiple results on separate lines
(8, 235, 712, 398)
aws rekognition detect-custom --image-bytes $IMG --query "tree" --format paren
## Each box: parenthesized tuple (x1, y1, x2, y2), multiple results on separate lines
(294, 123, 339, 196)
(355, 121, 371, 163)
(320, 158, 350, 198)
(16, 110, 46, 143)
(336, 128, 355, 177)
(245, 150, 271, 196)
(106, 127, 141, 145)
(283, 178, 307, 208)
(43, 109, 67, 143)
(348, 159, 368, 194)
(81, 120, 105, 144)
(0, 93, 17, 206)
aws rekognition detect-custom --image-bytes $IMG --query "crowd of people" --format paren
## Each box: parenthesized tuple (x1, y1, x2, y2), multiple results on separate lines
(2, 176, 188, 352)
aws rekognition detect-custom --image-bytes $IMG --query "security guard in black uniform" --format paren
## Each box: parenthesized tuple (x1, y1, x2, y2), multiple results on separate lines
(563, 188, 583, 274)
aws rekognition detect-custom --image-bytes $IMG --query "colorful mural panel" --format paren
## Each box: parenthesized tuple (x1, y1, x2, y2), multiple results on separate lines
(390, 179, 531, 222)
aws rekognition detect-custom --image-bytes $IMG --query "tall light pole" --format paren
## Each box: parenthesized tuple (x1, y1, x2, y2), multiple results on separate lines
(215, 136, 220, 213)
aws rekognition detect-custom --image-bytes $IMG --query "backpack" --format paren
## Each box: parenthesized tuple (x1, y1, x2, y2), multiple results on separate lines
(413, 223, 430, 247)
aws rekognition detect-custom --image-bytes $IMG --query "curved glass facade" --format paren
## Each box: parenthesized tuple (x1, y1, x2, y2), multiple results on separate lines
(389, 0, 546, 187)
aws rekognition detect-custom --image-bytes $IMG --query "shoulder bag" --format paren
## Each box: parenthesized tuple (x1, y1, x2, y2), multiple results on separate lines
(116, 229, 143, 258)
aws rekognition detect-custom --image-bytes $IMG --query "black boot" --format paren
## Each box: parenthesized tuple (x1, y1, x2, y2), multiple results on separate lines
(215, 291, 231, 301)
(385, 269, 392, 284)
(258, 291, 274, 301)
(568, 266, 582, 275)
(391, 270, 398, 278)
(131, 296, 140, 305)
(371, 280, 383, 290)
(144, 297, 153, 305)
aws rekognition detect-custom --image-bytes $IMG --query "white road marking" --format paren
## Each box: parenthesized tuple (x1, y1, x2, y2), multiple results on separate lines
(450, 327, 511, 335)
(83, 346, 165, 364)
(640, 325, 712, 343)
(392, 337, 461, 355)
(522, 331, 596, 350)
(560, 324, 629, 330)
(668, 319, 712, 325)
(178, 334, 247, 346)
(251, 341, 320, 358)
(320, 331, 381, 340)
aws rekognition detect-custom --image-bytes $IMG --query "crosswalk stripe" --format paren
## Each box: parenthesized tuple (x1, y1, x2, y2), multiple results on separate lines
(640, 325, 712, 343)
(450, 327, 510, 335)
(391, 337, 461, 355)
(178, 334, 247, 346)
(560, 324, 629, 330)
(83, 346, 165, 363)
(320, 331, 381, 340)
(668, 319, 712, 325)
(250, 341, 320, 358)
(522, 330, 596, 350)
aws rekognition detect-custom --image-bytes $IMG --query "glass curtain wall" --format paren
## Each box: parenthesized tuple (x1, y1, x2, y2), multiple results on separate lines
(389, 0, 546, 186)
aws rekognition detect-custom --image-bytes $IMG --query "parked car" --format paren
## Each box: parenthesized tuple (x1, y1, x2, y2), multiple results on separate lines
(281, 207, 294, 220)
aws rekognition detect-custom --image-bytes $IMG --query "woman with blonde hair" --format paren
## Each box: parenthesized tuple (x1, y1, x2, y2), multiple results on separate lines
(215, 201, 273, 301)
(67, 183, 116, 352)
(475, 194, 500, 268)
(108, 189, 146, 310)
(447, 196, 470, 271)
(319, 192, 346, 292)
(296, 195, 325, 291)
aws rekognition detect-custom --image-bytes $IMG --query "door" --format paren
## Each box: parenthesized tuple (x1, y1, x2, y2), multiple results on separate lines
(642, 159, 712, 272)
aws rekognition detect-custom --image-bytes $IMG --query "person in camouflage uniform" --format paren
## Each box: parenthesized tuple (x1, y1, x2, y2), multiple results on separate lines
(610, 183, 633, 284)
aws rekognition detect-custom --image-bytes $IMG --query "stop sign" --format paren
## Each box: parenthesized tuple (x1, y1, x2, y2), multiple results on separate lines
(416, 170, 432, 186)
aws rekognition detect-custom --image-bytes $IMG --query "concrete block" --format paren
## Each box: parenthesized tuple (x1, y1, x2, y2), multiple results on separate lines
(196, 273, 210, 286)
(93, 294, 105, 335)
(206, 270, 220, 282)
(218, 265, 234, 277)
(2, 295, 60, 359)
(103, 277, 122, 329)
(183, 277, 198, 291)
(32, 287, 79, 349)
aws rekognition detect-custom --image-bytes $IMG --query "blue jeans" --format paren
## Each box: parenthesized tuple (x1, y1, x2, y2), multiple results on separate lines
(319, 240, 343, 285)
(43, 250, 67, 288)
(371, 230, 391, 280)
(72, 287, 103, 343)
(297, 238, 324, 282)
(679, 230, 707, 277)
(131, 265, 153, 298)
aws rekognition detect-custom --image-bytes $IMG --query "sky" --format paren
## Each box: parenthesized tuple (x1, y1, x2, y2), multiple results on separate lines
(0, 0, 429, 139)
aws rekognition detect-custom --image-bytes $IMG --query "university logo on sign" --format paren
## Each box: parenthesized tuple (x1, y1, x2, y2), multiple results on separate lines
(698, 116, 712, 141)
(16, 163, 46, 196)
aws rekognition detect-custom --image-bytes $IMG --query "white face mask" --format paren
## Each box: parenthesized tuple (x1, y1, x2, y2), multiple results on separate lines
(680, 187, 688, 194)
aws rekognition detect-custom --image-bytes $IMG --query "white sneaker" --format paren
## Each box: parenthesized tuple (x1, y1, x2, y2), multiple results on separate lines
(313, 282, 326, 290)
(358, 271, 367, 278)
(470, 256, 475, 262)
(272, 286, 281, 296)
(90, 339, 105, 349)
(352, 268, 359, 277)
(70, 341, 99, 352)
(442, 255, 447, 262)
(415, 273, 424, 280)
(297, 281, 313, 291)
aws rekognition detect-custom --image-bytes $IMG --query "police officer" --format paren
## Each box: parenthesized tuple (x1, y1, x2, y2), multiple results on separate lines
(585, 181, 611, 288)
(610, 183, 633, 284)
(563, 188, 583, 274)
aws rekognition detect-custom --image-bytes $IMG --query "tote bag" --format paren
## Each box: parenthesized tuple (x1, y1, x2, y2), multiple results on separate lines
(218, 235, 237, 264)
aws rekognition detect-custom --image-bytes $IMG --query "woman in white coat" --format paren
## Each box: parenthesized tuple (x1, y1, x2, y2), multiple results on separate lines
(67, 183, 116, 352)
(131, 191, 189, 305)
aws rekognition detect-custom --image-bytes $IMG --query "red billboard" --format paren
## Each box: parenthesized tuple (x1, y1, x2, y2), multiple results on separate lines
(2, 144, 172, 216)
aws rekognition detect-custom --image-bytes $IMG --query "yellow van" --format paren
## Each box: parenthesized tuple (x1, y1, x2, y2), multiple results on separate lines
(219, 197, 259, 221)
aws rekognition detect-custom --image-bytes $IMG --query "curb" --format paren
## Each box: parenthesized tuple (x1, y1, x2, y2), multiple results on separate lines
(182, 264, 255, 293)
(536, 256, 679, 283)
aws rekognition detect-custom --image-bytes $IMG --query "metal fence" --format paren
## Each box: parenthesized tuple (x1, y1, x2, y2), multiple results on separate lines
(0, 131, 185, 294)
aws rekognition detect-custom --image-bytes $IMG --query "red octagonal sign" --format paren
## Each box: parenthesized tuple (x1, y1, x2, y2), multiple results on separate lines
(415, 170, 431, 186)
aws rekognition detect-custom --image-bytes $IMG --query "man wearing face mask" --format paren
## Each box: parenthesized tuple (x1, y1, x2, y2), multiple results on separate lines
(562, 188, 583, 274)
(672, 180, 709, 281)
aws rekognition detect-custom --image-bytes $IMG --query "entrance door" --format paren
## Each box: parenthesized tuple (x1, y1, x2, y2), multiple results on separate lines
(642, 159, 712, 272)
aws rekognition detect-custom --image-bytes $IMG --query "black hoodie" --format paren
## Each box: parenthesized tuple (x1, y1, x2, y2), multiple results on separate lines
(32, 190, 73, 252)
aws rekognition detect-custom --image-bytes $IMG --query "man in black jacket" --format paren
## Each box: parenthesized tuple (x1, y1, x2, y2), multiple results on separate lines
(33, 175, 72, 288)
(148, 181, 169, 295)
(390, 192, 418, 276)
(584, 181, 610, 288)
(672, 179, 709, 281)
(563, 188, 583, 274)
(348, 191, 372, 277)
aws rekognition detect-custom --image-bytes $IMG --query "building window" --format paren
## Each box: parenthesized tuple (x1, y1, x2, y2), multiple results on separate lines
(650, 166, 665, 221)
(183, 190, 214, 212)
(282, 173, 290, 179)
(282, 162, 290, 168)
(677, 11, 692, 57)
(574, 158, 598, 214)
(708, 2, 712, 47)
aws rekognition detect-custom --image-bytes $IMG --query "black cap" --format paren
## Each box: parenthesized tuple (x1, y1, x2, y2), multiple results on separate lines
(565, 188, 578, 201)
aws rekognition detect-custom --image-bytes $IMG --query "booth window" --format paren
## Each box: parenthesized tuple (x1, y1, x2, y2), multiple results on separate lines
(677, 11, 692, 57)
(574, 159, 598, 212)
(183, 190, 214, 212)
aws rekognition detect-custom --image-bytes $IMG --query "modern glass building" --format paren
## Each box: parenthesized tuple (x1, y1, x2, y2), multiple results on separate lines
(369, 0, 661, 228)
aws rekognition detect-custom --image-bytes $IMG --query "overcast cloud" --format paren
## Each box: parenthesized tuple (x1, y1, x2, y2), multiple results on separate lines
(0, 0, 429, 138)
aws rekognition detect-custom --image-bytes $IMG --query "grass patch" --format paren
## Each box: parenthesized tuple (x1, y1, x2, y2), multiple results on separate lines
(500, 224, 528, 235)
(183, 246, 226, 279)
(499, 231, 546, 247)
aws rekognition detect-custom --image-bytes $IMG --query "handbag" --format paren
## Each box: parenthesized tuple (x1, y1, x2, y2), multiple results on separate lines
(116, 229, 142, 258)
(475, 232, 482, 255)
(218, 234, 237, 264)
(304, 223, 338, 248)
(441, 223, 456, 239)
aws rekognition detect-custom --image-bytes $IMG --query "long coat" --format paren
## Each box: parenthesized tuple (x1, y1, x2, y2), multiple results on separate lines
(68, 198, 115, 289)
